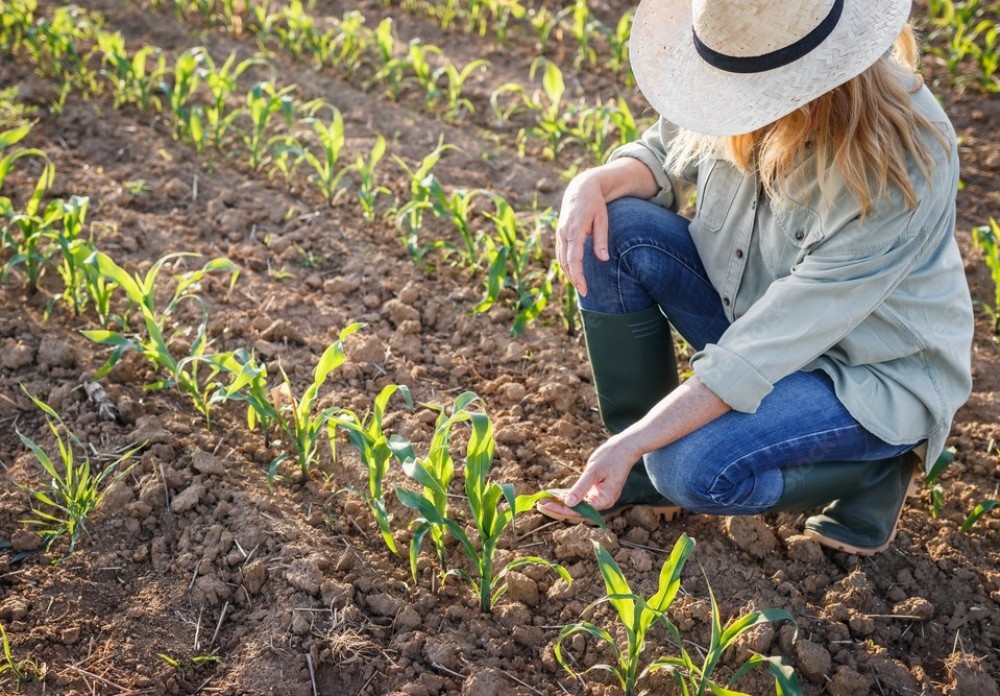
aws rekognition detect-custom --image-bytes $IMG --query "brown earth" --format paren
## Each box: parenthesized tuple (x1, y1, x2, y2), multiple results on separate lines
(1, 1, 999, 695)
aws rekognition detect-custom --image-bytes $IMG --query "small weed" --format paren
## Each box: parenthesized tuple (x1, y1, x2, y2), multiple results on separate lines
(16, 391, 140, 554)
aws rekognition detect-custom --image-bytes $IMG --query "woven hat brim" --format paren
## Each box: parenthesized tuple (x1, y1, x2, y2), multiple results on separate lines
(630, 0, 912, 136)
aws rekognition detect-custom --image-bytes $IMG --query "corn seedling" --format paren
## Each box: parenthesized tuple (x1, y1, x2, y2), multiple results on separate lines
(370, 18, 408, 100)
(406, 40, 443, 111)
(491, 59, 574, 159)
(16, 391, 140, 553)
(351, 135, 390, 222)
(390, 391, 479, 578)
(1, 153, 56, 293)
(435, 57, 489, 122)
(972, 218, 1000, 332)
(157, 651, 222, 677)
(561, 0, 606, 69)
(924, 0, 999, 92)
(608, 10, 635, 76)
(556, 536, 800, 696)
(203, 52, 261, 150)
(328, 11, 371, 75)
(393, 136, 459, 250)
(81, 252, 238, 427)
(44, 195, 91, 317)
(164, 47, 208, 144)
(335, 383, 413, 555)
(267, 323, 362, 482)
(97, 32, 165, 111)
(0, 0, 37, 49)
(0, 624, 42, 685)
(244, 81, 295, 170)
(959, 441, 999, 532)
(22, 6, 101, 98)
(299, 106, 350, 205)
(270, 0, 319, 60)
(573, 97, 641, 165)
(924, 447, 956, 519)
(204, 348, 278, 445)
(476, 196, 554, 335)
(396, 394, 571, 611)
(78, 246, 118, 328)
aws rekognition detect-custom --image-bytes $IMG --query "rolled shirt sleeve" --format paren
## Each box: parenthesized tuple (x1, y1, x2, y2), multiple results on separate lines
(693, 200, 928, 413)
(607, 118, 693, 210)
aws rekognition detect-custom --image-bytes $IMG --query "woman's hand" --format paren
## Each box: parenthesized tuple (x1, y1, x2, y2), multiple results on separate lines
(555, 171, 609, 297)
(555, 158, 660, 297)
(562, 433, 643, 509)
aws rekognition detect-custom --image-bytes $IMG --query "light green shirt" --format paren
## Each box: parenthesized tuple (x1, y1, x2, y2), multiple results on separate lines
(609, 86, 973, 468)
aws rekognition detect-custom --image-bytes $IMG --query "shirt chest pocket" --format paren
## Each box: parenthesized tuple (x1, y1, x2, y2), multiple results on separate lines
(761, 202, 824, 277)
(692, 159, 742, 233)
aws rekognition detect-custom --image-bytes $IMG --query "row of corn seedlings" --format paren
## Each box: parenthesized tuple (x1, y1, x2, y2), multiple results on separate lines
(3, 2, 577, 335)
(137, 0, 645, 168)
(923, 0, 999, 92)
(155, 0, 633, 76)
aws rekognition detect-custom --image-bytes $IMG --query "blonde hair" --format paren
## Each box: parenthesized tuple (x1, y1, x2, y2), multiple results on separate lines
(665, 26, 942, 217)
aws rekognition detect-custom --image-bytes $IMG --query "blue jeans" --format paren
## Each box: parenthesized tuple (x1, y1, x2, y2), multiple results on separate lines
(579, 197, 915, 514)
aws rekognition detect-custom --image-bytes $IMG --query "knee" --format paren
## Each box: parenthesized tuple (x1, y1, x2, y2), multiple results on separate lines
(645, 448, 719, 511)
(604, 197, 655, 251)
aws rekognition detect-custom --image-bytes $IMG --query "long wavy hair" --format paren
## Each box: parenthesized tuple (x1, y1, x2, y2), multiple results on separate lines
(665, 26, 943, 217)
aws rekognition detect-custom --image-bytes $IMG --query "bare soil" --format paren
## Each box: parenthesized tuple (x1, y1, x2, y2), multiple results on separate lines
(1, 1, 999, 695)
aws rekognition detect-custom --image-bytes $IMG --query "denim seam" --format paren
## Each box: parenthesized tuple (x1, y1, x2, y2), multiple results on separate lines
(615, 241, 720, 316)
(707, 423, 868, 511)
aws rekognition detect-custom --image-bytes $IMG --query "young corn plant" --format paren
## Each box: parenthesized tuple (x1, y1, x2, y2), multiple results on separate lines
(972, 218, 1000, 333)
(556, 536, 801, 696)
(434, 56, 490, 123)
(393, 137, 459, 257)
(390, 391, 479, 578)
(960, 441, 999, 532)
(491, 59, 575, 159)
(203, 52, 260, 150)
(80, 252, 238, 427)
(335, 383, 413, 555)
(370, 18, 408, 100)
(1, 153, 56, 294)
(476, 196, 554, 335)
(396, 395, 571, 612)
(164, 47, 208, 145)
(243, 81, 295, 170)
(607, 9, 635, 76)
(406, 40, 443, 112)
(0, 623, 43, 685)
(97, 32, 165, 111)
(561, 0, 606, 69)
(267, 323, 362, 482)
(44, 194, 91, 317)
(204, 348, 278, 446)
(327, 11, 372, 75)
(299, 106, 351, 206)
(16, 391, 141, 554)
(350, 134, 390, 222)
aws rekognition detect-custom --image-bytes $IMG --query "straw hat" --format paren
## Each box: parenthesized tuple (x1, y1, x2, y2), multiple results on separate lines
(629, 0, 912, 136)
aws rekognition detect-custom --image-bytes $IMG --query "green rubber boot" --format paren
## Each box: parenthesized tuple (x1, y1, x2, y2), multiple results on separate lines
(771, 454, 921, 556)
(581, 306, 681, 520)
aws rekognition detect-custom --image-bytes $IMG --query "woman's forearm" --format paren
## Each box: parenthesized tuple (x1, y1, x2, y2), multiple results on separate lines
(584, 157, 661, 203)
(610, 377, 730, 462)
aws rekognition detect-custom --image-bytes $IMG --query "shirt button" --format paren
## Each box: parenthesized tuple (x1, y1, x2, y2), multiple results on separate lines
(794, 230, 805, 241)
(723, 297, 731, 306)
(735, 249, 744, 259)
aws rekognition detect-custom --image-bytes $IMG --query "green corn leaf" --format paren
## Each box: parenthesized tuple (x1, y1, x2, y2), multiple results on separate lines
(961, 499, 1000, 532)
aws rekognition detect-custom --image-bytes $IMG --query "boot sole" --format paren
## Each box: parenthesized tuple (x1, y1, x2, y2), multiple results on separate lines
(536, 489, 682, 526)
(803, 463, 923, 556)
